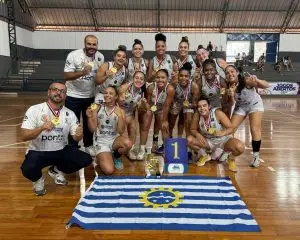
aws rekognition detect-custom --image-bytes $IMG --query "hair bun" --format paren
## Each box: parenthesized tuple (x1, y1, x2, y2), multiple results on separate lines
(118, 45, 127, 51)
(155, 33, 166, 42)
(182, 62, 192, 71)
(197, 44, 204, 50)
(134, 39, 142, 45)
(181, 36, 188, 42)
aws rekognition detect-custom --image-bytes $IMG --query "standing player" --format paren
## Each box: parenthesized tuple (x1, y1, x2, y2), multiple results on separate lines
(137, 69, 175, 158)
(148, 33, 178, 83)
(64, 35, 104, 154)
(87, 86, 132, 173)
(20, 81, 92, 196)
(224, 65, 270, 167)
(95, 45, 128, 104)
(118, 71, 146, 160)
(187, 97, 245, 172)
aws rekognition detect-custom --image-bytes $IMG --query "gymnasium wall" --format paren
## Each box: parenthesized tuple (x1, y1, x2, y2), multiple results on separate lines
(0, 20, 10, 77)
(278, 34, 300, 61)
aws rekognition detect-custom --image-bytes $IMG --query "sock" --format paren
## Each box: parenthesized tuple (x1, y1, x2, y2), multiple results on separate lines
(140, 145, 146, 152)
(131, 144, 136, 150)
(252, 140, 261, 153)
(113, 151, 121, 158)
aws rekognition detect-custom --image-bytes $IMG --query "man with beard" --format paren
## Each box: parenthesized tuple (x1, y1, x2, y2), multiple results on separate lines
(64, 35, 104, 155)
(20, 81, 93, 196)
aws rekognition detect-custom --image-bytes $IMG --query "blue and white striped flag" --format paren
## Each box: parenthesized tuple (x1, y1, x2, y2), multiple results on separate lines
(68, 176, 260, 232)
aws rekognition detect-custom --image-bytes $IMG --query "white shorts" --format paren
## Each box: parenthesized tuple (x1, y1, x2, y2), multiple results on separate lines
(233, 101, 264, 116)
(170, 102, 194, 115)
(207, 136, 231, 152)
(94, 135, 118, 155)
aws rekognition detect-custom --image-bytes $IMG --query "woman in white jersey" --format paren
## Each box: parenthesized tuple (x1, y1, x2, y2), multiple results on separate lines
(137, 69, 175, 158)
(195, 46, 227, 79)
(95, 45, 128, 104)
(169, 62, 199, 160)
(176, 36, 197, 138)
(187, 97, 245, 172)
(148, 33, 178, 83)
(86, 86, 132, 174)
(118, 71, 146, 160)
(224, 65, 269, 168)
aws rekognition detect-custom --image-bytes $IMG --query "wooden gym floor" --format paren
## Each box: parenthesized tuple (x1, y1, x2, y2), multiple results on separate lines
(0, 93, 300, 240)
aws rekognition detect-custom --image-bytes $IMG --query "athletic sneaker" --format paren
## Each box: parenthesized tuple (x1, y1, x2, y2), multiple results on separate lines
(250, 152, 260, 168)
(128, 148, 137, 160)
(48, 166, 68, 185)
(228, 158, 237, 172)
(85, 145, 96, 157)
(151, 141, 159, 153)
(156, 145, 164, 154)
(136, 148, 146, 161)
(113, 156, 124, 170)
(33, 176, 46, 196)
(196, 155, 211, 167)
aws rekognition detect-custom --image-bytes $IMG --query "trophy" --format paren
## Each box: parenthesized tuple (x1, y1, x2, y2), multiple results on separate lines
(145, 153, 164, 177)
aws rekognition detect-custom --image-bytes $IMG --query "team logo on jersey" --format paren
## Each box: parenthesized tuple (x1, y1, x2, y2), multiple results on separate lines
(106, 120, 110, 124)
(66, 112, 69, 116)
(98, 57, 101, 61)
(23, 115, 28, 121)
(41, 135, 63, 141)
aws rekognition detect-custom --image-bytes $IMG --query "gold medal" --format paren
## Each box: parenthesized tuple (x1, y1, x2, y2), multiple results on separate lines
(90, 103, 98, 111)
(124, 91, 130, 99)
(88, 62, 94, 68)
(51, 117, 60, 126)
(111, 67, 117, 74)
(208, 128, 215, 135)
(150, 105, 157, 112)
(183, 100, 189, 107)
(154, 68, 159, 72)
(220, 88, 226, 95)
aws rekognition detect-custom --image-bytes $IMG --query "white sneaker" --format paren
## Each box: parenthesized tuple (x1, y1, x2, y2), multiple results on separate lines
(250, 152, 260, 167)
(128, 148, 137, 160)
(33, 176, 46, 196)
(85, 146, 96, 157)
(136, 148, 146, 160)
(48, 166, 68, 185)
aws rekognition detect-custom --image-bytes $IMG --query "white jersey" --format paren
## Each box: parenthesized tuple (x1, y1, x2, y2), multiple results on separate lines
(152, 54, 173, 80)
(199, 108, 226, 141)
(96, 62, 126, 94)
(119, 83, 143, 115)
(21, 102, 79, 152)
(214, 59, 226, 79)
(128, 58, 147, 82)
(174, 81, 193, 104)
(64, 49, 104, 98)
(235, 87, 263, 107)
(201, 75, 222, 108)
(151, 82, 169, 112)
(94, 105, 119, 141)
(177, 55, 196, 78)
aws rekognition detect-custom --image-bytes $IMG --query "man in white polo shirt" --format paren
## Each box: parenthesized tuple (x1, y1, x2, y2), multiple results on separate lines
(20, 81, 93, 196)
(64, 35, 104, 154)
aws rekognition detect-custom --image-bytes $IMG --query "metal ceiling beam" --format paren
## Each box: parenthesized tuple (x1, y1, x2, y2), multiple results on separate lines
(27, 6, 297, 12)
(87, 0, 98, 31)
(280, 0, 300, 33)
(157, 0, 160, 32)
(219, 0, 229, 33)
(17, 0, 32, 15)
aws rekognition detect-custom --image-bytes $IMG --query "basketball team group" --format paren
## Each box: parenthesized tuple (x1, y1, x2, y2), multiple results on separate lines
(20, 33, 269, 196)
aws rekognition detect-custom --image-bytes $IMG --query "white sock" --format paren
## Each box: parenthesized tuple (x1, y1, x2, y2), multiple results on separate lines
(140, 145, 146, 152)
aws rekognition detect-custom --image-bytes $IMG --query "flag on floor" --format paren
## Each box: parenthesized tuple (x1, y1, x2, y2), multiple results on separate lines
(68, 176, 260, 232)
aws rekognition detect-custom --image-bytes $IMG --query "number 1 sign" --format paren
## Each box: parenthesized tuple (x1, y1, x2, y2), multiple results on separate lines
(164, 138, 188, 174)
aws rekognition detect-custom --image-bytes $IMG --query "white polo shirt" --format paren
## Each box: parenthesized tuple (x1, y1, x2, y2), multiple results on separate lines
(21, 102, 79, 152)
(64, 49, 104, 98)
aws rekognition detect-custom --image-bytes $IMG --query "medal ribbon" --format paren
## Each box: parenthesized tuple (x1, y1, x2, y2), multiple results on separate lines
(104, 105, 116, 117)
(204, 112, 211, 130)
(47, 101, 60, 119)
(155, 56, 166, 70)
(183, 80, 191, 101)
(178, 56, 188, 69)
(154, 83, 165, 106)
(130, 83, 139, 98)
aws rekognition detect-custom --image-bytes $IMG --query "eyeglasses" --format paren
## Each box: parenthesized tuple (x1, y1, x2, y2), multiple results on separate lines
(49, 87, 66, 94)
